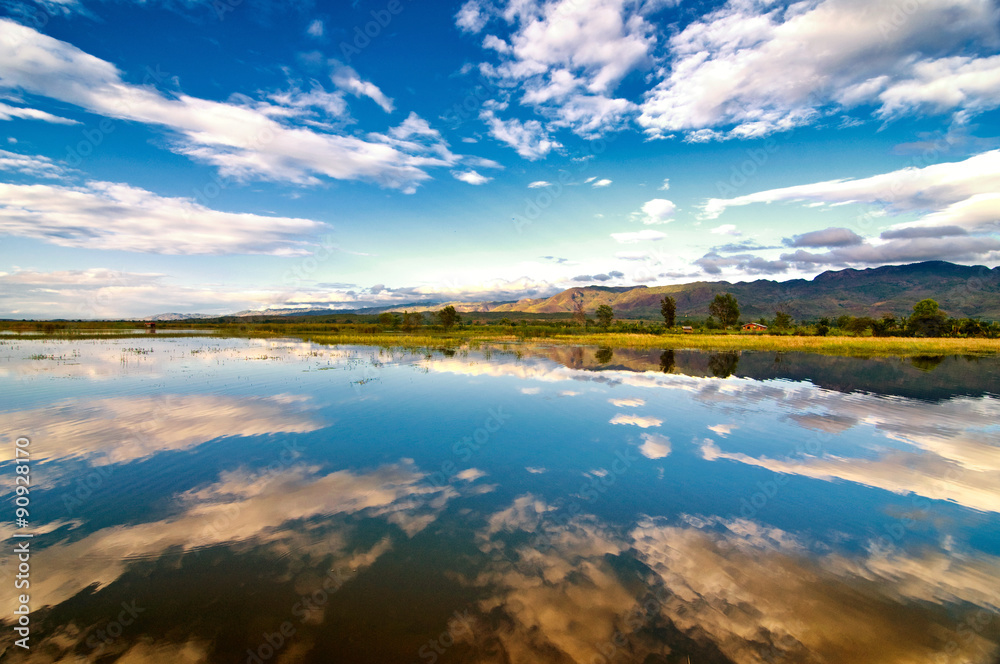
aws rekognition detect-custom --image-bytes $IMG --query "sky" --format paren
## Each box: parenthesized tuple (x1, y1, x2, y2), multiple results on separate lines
(0, 0, 998, 318)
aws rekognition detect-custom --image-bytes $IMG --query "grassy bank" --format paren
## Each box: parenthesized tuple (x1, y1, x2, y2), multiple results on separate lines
(289, 330, 1000, 357)
(5, 321, 999, 357)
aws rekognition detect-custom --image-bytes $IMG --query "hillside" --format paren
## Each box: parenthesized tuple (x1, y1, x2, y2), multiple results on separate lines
(166, 261, 1000, 322)
(488, 261, 1000, 320)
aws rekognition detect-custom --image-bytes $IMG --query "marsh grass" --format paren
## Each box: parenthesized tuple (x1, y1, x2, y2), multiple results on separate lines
(6, 320, 998, 357)
(290, 330, 1000, 357)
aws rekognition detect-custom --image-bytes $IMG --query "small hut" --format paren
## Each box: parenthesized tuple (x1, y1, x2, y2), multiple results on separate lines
(741, 322, 767, 332)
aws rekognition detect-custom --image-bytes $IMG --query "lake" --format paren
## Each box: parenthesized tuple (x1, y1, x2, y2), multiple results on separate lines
(1, 336, 998, 663)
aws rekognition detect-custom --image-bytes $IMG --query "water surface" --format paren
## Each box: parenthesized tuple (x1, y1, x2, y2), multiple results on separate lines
(1, 337, 998, 663)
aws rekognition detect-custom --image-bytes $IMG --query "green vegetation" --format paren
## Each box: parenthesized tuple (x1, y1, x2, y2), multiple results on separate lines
(709, 293, 740, 329)
(660, 295, 676, 328)
(595, 304, 614, 329)
(436, 305, 460, 329)
(4, 294, 999, 357)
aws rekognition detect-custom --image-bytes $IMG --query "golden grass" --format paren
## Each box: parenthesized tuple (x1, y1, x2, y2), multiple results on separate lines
(289, 330, 1000, 357)
(6, 323, 998, 357)
(541, 333, 1000, 356)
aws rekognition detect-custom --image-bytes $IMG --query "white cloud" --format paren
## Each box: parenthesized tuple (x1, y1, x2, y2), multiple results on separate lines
(638, 198, 675, 224)
(710, 224, 740, 236)
(329, 61, 394, 113)
(481, 110, 561, 159)
(611, 229, 666, 243)
(609, 398, 644, 407)
(658, 178, 670, 190)
(638, 0, 1000, 139)
(467, 0, 655, 137)
(0, 20, 454, 191)
(0, 101, 79, 124)
(528, 180, 552, 188)
(639, 433, 671, 459)
(702, 150, 1000, 232)
(0, 149, 66, 178)
(452, 169, 491, 185)
(306, 19, 324, 37)
(0, 181, 326, 255)
(609, 413, 662, 428)
(456, 0, 489, 33)
(592, 178, 612, 187)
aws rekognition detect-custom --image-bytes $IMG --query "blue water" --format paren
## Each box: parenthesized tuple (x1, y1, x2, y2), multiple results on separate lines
(1, 336, 998, 663)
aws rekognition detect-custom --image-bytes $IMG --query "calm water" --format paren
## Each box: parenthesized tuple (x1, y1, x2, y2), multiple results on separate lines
(1, 337, 999, 663)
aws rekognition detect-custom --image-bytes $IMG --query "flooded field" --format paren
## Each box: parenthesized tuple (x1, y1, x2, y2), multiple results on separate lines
(0, 336, 998, 663)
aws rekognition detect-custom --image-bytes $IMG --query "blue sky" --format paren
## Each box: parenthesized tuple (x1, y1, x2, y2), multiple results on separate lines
(0, 0, 998, 317)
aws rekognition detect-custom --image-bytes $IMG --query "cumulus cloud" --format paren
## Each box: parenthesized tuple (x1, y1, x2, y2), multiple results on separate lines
(611, 229, 666, 243)
(610, 413, 662, 428)
(0, 181, 326, 255)
(638, 198, 675, 224)
(464, 0, 654, 137)
(306, 19, 323, 37)
(528, 180, 552, 188)
(639, 0, 1000, 139)
(456, 0, 489, 33)
(639, 432, 671, 459)
(592, 178, 612, 187)
(0, 20, 458, 192)
(481, 110, 561, 159)
(710, 224, 740, 236)
(452, 169, 491, 185)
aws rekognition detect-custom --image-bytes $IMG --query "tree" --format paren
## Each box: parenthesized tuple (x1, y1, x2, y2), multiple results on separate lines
(402, 311, 423, 331)
(595, 346, 614, 364)
(437, 305, 459, 329)
(660, 295, 676, 327)
(709, 293, 740, 329)
(571, 292, 587, 327)
(377, 312, 393, 327)
(907, 298, 947, 337)
(774, 311, 792, 330)
(596, 304, 614, 328)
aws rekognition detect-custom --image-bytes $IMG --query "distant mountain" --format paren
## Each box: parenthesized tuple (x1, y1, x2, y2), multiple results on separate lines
(487, 261, 1000, 320)
(158, 261, 1000, 322)
(145, 312, 218, 321)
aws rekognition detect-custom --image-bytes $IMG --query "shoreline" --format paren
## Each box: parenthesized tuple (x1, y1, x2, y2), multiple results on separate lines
(4, 329, 1000, 357)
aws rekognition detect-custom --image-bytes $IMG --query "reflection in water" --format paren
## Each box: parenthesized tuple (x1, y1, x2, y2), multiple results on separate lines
(708, 350, 740, 378)
(0, 337, 998, 663)
(0, 394, 323, 466)
(659, 349, 675, 373)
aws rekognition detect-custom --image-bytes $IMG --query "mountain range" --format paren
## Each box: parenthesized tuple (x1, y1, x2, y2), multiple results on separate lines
(150, 261, 1000, 321)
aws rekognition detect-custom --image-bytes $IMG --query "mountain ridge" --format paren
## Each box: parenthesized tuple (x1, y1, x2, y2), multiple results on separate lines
(149, 262, 1000, 321)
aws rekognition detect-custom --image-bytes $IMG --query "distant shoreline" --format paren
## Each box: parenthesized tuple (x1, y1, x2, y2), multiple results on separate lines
(9, 328, 996, 358)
